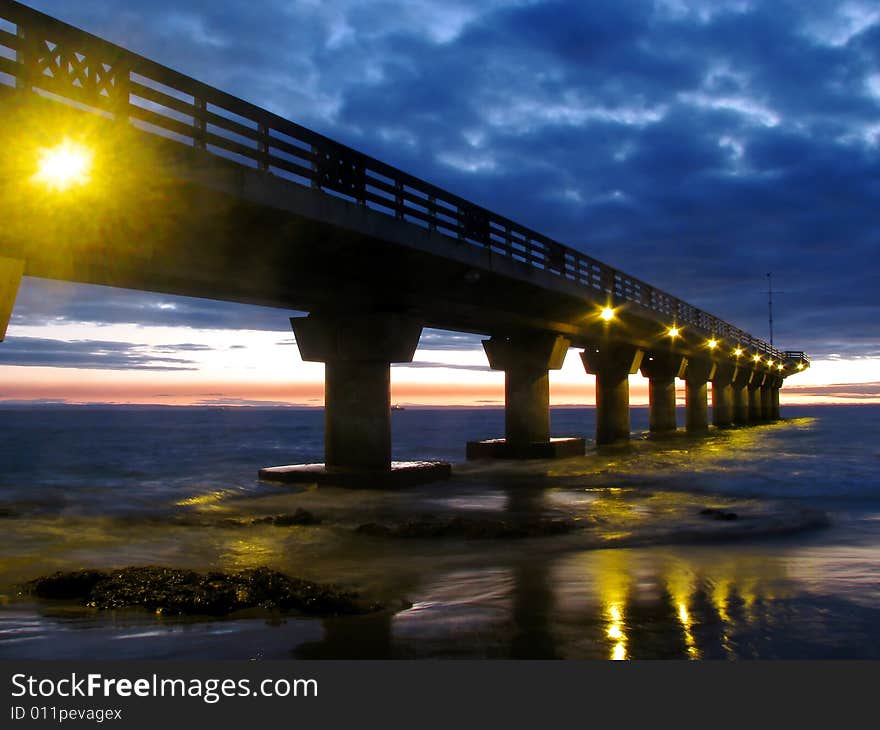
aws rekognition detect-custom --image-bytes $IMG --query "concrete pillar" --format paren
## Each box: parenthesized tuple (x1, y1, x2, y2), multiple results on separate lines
(0, 256, 25, 342)
(711, 364, 735, 427)
(639, 352, 687, 433)
(482, 333, 569, 447)
(731, 367, 751, 425)
(771, 377, 782, 420)
(291, 312, 422, 470)
(760, 376, 775, 421)
(684, 358, 716, 432)
(581, 344, 643, 445)
(747, 372, 765, 422)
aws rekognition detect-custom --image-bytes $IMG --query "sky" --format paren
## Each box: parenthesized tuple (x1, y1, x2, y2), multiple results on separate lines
(1, 0, 878, 406)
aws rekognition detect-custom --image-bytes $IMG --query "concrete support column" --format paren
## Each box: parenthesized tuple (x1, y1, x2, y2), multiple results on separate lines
(684, 358, 716, 432)
(640, 352, 687, 433)
(0, 256, 25, 342)
(483, 333, 569, 446)
(748, 372, 766, 422)
(771, 377, 782, 420)
(468, 334, 584, 459)
(731, 367, 751, 425)
(760, 378, 773, 421)
(581, 344, 644, 445)
(291, 312, 422, 470)
(711, 364, 735, 427)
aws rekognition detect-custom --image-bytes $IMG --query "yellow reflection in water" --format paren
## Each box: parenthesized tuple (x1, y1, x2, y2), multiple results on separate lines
(597, 550, 632, 660)
(664, 561, 700, 660)
(219, 534, 285, 571)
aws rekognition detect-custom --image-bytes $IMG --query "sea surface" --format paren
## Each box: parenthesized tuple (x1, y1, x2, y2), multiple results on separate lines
(0, 404, 878, 659)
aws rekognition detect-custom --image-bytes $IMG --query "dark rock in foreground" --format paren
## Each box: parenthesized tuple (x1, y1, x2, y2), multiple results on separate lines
(356, 515, 577, 539)
(25, 566, 382, 616)
(699, 507, 739, 521)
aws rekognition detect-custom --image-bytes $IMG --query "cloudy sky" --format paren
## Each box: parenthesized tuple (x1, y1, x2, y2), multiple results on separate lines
(1, 0, 878, 405)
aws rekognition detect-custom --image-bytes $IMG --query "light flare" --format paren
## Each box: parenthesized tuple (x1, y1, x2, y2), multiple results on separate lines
(32, 139, 93, 191)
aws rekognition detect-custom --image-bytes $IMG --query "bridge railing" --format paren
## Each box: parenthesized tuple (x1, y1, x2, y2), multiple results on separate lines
(0, 0, 786, 361)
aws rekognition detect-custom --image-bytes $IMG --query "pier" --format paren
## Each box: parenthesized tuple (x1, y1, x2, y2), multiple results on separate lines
(0, 1, 809, 486)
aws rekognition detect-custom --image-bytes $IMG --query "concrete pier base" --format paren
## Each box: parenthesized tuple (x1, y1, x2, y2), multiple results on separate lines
(466, 437, 586, 460)
(748, 373, 765, 422)
(640, 352, 686, 433)
(684, 358, 716, 432)
(0, 256, 24, 342)
(258, 461, 452, 488)
(711, 364, 735, 427)
(470, 333, 580, 459)
(731, 367, 751, 425)
(260, 312, 450, 484)
(581, 344, 644, 445)
(761, 380, 774, 421)
(771, 378, 782, 420)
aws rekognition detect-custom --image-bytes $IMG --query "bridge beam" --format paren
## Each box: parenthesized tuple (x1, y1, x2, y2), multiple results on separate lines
(259, 312, 450, 486)
(581, 344, 643, 445)
(731, 366, 751, 425)
(747, 372, 766, 422)
(639, 351, 687, 433)
(0, 256, 24, 342)
(467, 334, 584, 459)
(711, 363, 736, 427)
(684, 358, 716, 432)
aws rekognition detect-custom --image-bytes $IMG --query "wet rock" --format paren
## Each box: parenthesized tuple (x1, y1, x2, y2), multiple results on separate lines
(356, 516, 577, 539)
(699, 507, 739, 521)
(24, 566, 381, 617)
(257, 508, 322, 527)
(28, 570, 107, 600)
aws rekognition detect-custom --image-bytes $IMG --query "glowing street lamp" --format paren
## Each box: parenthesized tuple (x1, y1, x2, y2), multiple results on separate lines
(753, 354, 761, 363)
(707, 339, 718, 350)
(734, 348, 744, 357)
(668, 326, 680, 338)
(32, 139, 92, 191)
(600, 307, 615, 322)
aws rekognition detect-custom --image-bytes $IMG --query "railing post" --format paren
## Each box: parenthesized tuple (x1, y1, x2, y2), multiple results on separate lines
(257, 123, 269, 172)
(395, 180, 404, 220)
(193, 97, 207, 150)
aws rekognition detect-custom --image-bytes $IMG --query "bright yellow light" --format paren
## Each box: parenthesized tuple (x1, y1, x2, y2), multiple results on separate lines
(600, 307, 615, 322)
(734, 348, 743, 357)
(777, 364, 784, 370)
(668, 327, 680, 338)
(797, 362, 805, 370)
(767, 360, 774, 368)
(32, 139, 92, 191)
(708, 339, 718, 349)
(753, 354, 761, 362)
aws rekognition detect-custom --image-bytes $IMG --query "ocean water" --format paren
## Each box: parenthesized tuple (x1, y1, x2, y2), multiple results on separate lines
(0, 404, 878, 659)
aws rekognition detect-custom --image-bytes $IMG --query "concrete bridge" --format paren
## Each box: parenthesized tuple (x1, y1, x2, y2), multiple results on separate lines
(0, 1, 809, 485)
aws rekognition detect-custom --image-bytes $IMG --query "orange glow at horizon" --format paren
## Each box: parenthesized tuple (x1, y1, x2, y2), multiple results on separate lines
(2, 363, 876, 407)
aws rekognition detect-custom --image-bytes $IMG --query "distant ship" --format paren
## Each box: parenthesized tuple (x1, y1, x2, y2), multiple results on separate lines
(391, 404, 405, 411)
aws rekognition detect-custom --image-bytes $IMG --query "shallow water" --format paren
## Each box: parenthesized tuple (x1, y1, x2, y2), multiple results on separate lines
(0, 404, 878, 659)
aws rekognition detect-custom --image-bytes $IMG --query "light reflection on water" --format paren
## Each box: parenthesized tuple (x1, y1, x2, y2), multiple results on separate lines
(1, 406, 880, 658)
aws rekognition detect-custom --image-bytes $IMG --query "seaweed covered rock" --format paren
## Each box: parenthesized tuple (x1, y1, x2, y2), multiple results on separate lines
(25, 566, 381, 617)
(28, 570, 107, 600)
(356, 515, 577, 539)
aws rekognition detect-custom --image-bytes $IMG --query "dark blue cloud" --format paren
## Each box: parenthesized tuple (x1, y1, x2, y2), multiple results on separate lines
(7, 0, 880, 362)
(0, 336, 200, 370)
